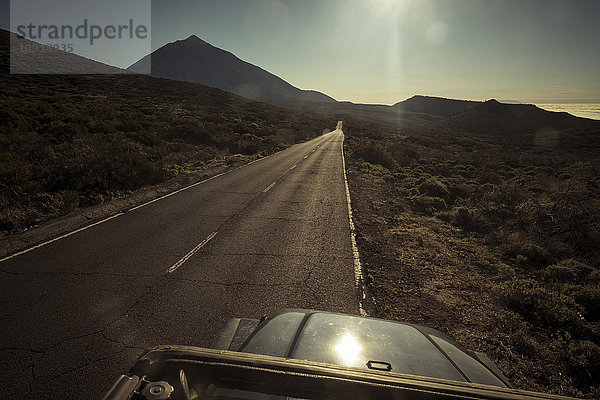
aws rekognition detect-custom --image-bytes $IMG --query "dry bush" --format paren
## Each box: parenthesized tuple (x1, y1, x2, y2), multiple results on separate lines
(0, 73, 331, 232)
(345, 117, 600, 396)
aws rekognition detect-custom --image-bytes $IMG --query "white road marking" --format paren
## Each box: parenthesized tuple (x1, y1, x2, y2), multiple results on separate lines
(166, 232, 217, 274)
(0, 147, 288, 261)
(263, 182, 276, 193)
(340, 132, 368, 317)
(0, 134, 327, 262)
(0, 213, 123, 263)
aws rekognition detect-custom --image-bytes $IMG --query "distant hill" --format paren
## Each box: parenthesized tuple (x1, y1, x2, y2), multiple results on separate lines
(4, 30, 126, 74)
(284, 95, 485, 127)
(436, 99, 599, 134)
(393, 95, 479, 118)
(128, 35, 336, 106)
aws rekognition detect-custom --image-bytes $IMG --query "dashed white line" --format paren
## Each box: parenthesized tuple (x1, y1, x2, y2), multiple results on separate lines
(340, 131, 368, 317)
(263, 182, 276, 193)
(0, 134, 326, 263)
(166, 232, 217, 274)
(0, 147, 284, 262)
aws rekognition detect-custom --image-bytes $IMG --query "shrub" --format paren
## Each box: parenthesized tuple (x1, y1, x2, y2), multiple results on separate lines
(41, 121, 84, 143)
(167, 121, 210, 145)
(499, 278, 583, 330)
(453, 206, 473, 227)
(545, 264, 577, 283)
(0, 207, 25, 230)
(405, 135, 440, 149)
(417, 177, 449, 199)
(129, 130, 162, 147)
(503, 237, 546, 268)
(434, 210, 452, 222)
(477, 170, 500, 184)
(57, 189, 81, 211)
(448, 182, 476, 198)
(481, 183, 496, 193)
(572, 286, 600, 321)
(522, 244, 546, 267)
(358, 161, 391, 177)
(516, 254, 528, 265)
(388, 142, 419, 166)
(562, 340, 600, 381)
(408, 187, 420, 196)
(116, 121, 143, 133)
(544, 259, 596, 283)
(87, 120, 116, 133)
(495, 263, 516, 280)
(545, 259, 595, 284)
(354, 141, 395, 170)
(164, 164, 185, 176)
(410, 196, 447, 214)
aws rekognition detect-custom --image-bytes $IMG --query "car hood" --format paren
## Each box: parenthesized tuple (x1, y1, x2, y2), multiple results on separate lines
(239, 310, 509, 387)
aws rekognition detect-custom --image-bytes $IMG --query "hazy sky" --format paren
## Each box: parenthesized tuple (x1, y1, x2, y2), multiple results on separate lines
(3, 0, 600, 104)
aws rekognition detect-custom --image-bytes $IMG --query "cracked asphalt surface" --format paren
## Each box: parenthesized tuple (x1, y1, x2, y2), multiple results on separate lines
(0, 129, 359, 399)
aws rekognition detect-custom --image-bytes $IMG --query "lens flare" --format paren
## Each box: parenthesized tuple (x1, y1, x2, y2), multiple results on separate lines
(334, 334, 362, 366)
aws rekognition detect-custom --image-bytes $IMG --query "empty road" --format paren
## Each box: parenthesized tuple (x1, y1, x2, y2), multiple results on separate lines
(1, 127, 360, 399)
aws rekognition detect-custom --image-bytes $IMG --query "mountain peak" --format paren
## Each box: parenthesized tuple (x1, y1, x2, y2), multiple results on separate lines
(184, 34, 207, 44)
(127, 34, 336, 106)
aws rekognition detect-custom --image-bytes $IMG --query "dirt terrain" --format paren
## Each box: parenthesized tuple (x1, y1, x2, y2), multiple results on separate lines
(345, 122, 600, 398)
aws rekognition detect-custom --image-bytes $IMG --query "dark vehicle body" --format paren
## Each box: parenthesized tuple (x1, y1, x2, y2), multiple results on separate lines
(104, 310, 574, 400)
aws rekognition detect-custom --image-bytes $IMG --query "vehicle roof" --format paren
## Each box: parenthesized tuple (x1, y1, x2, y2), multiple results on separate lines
(126, 346, 575, 400)
(238, 309, 509, 387)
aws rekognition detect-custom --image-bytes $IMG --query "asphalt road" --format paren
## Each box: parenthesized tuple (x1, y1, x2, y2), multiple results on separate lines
(0, 127, 359, 399)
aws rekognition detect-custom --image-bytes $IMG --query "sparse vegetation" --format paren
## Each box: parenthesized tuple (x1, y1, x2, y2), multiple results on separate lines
(0, 73, 330, 233)
(344, 116, 600, 397)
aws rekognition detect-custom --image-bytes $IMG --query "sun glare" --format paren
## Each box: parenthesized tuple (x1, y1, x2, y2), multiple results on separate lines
(334, 334, 362, 366)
